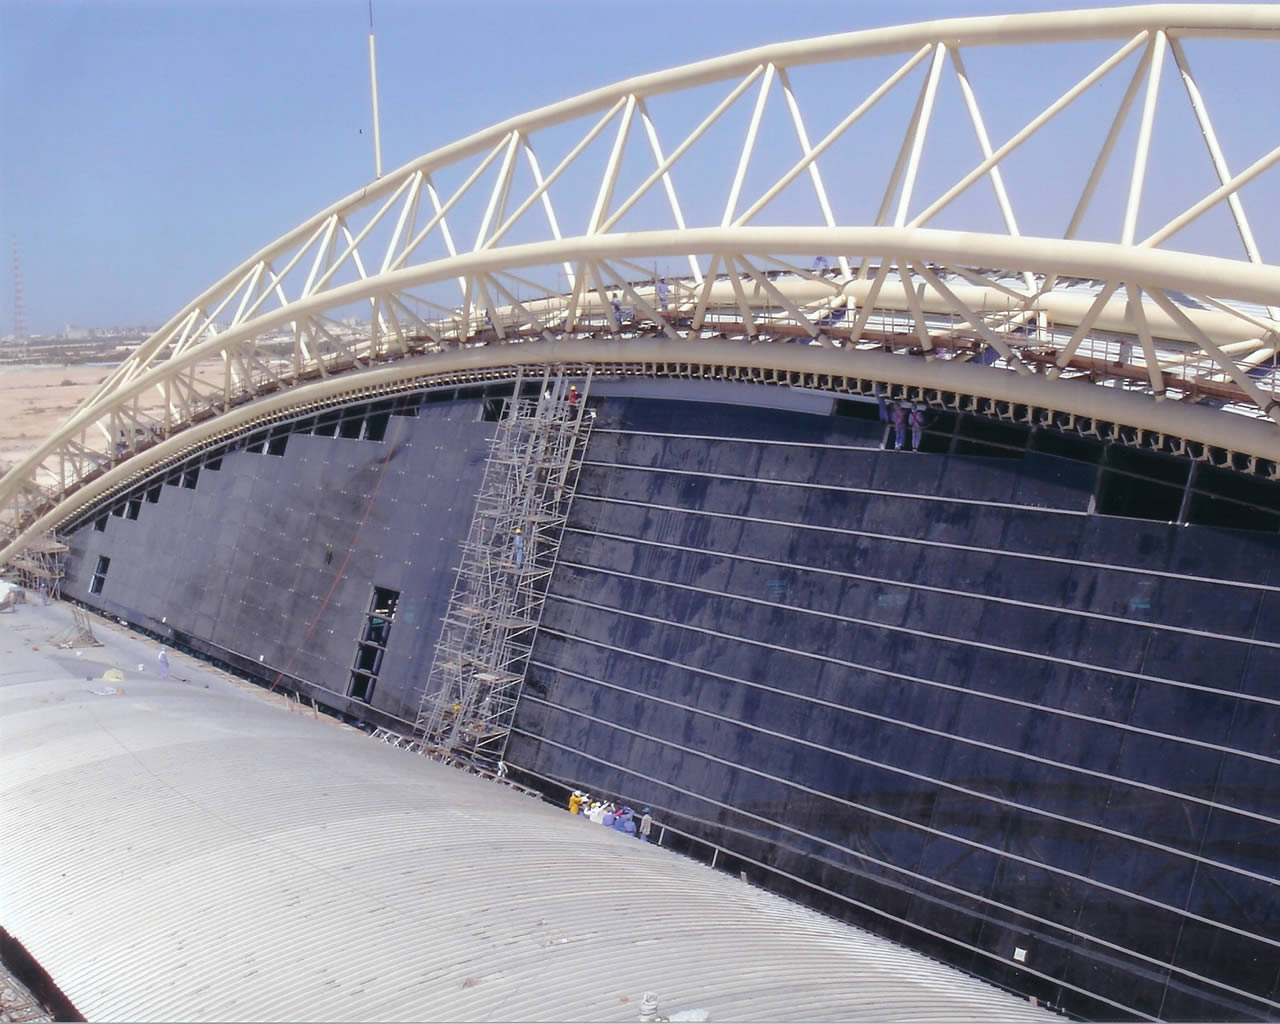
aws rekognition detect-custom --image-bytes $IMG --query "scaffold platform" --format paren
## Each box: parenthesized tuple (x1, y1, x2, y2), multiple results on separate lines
(6, 533, 67, 599)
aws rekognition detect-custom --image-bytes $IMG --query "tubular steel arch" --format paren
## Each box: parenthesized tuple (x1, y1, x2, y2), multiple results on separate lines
(4, 4, 1280, 562)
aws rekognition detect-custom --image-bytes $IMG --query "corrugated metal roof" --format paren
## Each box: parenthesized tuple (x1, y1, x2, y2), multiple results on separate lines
(0, 612, 1059, 1022)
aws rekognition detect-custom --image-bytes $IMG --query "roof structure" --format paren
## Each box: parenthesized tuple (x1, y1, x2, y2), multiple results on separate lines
(5, 4, 1280, 567)
(0, 602, 1059, 1022)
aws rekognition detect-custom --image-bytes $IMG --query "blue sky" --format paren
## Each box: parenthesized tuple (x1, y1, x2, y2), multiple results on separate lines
(1, 0, 1275, 335)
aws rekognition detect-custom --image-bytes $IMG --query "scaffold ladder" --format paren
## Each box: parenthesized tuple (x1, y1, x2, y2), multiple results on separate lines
(413, 367, 593, 770)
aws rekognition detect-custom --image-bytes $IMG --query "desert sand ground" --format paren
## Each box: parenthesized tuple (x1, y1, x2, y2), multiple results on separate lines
(0, 359, 232, 480)
(0, 364, 110, 478)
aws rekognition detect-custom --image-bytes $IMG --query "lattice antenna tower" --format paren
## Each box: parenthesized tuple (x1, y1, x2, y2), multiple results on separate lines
(11, 241, 28, 342)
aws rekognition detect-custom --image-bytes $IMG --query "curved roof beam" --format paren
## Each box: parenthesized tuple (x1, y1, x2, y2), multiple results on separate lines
(4, 226, 1280, 556)
(7, 333, 1280, 567)
(84, 4, 1280, 406)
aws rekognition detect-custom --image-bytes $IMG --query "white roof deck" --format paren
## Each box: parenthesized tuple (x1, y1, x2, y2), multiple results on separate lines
(0, 598, 1059, 1022)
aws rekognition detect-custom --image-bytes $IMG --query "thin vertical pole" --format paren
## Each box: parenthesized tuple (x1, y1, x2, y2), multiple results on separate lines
(368, 0, 384, 180)
(1177, 460, 1198, 524)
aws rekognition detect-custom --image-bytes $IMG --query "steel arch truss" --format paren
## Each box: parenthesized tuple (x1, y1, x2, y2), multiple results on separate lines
(4, 4, 1280, 559)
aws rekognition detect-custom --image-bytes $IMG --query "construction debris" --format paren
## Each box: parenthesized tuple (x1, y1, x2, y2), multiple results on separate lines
(49, 607, 102, 649)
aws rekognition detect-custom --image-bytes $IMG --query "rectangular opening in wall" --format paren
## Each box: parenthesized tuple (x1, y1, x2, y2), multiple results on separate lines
(371, 587, 400, 619)
(125, 498, 141, 520)
(1097, 470, 1182, 521)
(1107, 445, 1189, 486)
(834, 397, 879, 421)
(955, 414, 1030, 459)
(267, 431, 289, 456)
(146, 486, 161, 504)
(1032, 429, 1101, 464)
(392, 394, 423, 417)
(348, 586, 400, 708)
(363, 614, 391, 646)
(912, 409, 954, 454)
(1194, 464, 1280, 514)
(182, 467, 199, 489)
(365, 412, 390, 441)
(245, 431, 267, 454)
(94, 516, 107, 532)
(349, 672, 375, 703)
(314, 411, 340, 437)
(339, 415, 364, 439)
(89, 555, 110, 595)
(354, 643, 384, 674)
(205, 452, 223, 471)
(954, 439, 1022, 460)
(483, 398, 508, 422)
(1187, 492, 1280, 532)
(111, 504, 124, 518)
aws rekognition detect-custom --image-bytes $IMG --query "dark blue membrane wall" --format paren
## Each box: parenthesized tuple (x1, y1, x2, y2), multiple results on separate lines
(503, 395, 1280, 1023)
(63, 392, 493, 727)
(60, 383, 1280, 1021)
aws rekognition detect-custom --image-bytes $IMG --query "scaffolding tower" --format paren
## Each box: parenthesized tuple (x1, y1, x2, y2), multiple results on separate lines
(8, 533, 67, 599)
(414, 367, 594, 771)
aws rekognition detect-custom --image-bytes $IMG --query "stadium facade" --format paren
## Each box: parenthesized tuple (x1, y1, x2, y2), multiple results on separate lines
(50, 369, 1280, 1021)
(5, 7, 1280, 1022)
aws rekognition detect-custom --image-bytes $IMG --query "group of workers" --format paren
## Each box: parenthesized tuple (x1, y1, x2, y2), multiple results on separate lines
(607, 277, 672, 326)
(876, 385, 926, 451)
(569, 790, 654, 841)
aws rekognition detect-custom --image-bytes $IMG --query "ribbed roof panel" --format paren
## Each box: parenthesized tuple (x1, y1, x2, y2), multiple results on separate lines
(1, 657, 1058, 1022)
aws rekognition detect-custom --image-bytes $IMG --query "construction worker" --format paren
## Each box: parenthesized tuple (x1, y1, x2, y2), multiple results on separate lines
(569, 790, 582, 815)
(567, 385, 579, 409)
(908, 403, 924, 451)
(891, 403, 906, 450)
(513, 527, 524, 568)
